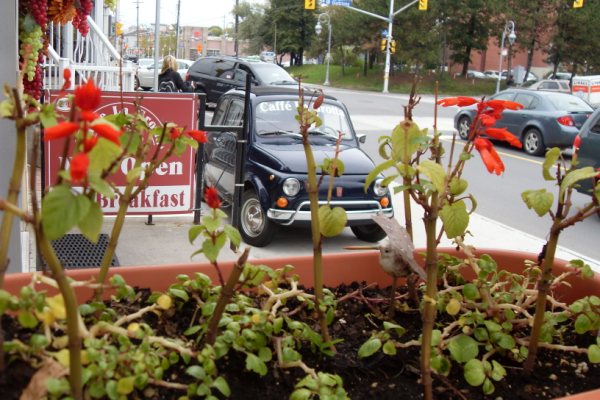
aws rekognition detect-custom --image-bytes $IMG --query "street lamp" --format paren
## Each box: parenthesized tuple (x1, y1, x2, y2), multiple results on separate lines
(496, 20, 516, 93)
(315, 11, 332, 86)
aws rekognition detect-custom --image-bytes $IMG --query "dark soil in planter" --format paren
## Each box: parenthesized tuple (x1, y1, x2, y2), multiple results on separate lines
(1, 282, 599, 399)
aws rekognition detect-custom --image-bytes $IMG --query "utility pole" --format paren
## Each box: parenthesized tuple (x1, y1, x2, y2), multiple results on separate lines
(134, 0, 143, 56)
(175, 0, 181, 58)
(234, 0, 239, 56)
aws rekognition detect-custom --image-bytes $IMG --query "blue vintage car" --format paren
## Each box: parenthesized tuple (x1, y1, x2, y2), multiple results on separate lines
(202, 87, 393, 247)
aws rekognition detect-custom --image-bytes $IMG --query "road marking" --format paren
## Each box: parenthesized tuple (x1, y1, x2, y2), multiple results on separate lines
(438, 136, 544, 165)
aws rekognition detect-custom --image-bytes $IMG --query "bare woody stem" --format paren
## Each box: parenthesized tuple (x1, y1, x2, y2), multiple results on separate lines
(37, 234, 83, 400)
(523, 226, 560, 373)
(205, 247, 250, 345)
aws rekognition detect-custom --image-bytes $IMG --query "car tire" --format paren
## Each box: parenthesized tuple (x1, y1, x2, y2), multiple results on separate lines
(523, 128, 544, 156)
(238, 189, 278, 247)
(351, 224, 387, 243)
(134, 76, 140, 91)
(457, 116, 471, 140)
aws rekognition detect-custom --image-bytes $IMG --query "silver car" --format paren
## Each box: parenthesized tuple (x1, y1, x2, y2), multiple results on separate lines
(574, 107, 600, 196)
(454, 89, 594, 156)
(136, 58, 193, 90)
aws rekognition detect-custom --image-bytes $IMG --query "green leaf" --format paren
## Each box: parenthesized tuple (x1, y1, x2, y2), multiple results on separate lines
(87, 138, 122, 175)
(46, 378, 70, 396)
(383, 340, 397, 355)
(18, 310, 38, 328)
(490, 360, 506, 381)
(417, 160, 447, 193)
(42, 186, 89, 240)
(449, 177, 468, 195)
(39, 104, 57, 127)
(245, 353, 267, 376)
(448, 334, 479, 363)
(575, 314, 592, 334)
(588, 344, 600, 363)
(0, 99, 14, 118)
(188, 225, 205, 244)
(290, 388, 312, 400)
(223, 225, 241, 247)
(201, 214, 221, 233)
(482, 377, 495, 395)
(560, 167, 597, 199)
(521, 189, 554, 217)
(318, 205, 347, 237)
(202, 232, 227, 262)
(116, 377, 135, 395)
(78, 201, 103, 243)
(463, 359, 486, 387)
(364, 159, 396, 192)
(391, 120, 427, 160)
(542, 148, 561, 181)
(88, 174, 115, 199)
(126, 167, 143, 183)
(212, 376, 231, 397)
(439, 201, 469, 238)
(358, 338, 382, 358)
(186, 365, 206, 380)
(462, 283, 480, 300)
(430, 355, 451, 376)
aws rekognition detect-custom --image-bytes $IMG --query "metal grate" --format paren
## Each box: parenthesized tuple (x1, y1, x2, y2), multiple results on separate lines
(39, 233, 119, 270)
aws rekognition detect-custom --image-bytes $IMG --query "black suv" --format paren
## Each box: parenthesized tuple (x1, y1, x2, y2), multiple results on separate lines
(186, 56, 297, 103)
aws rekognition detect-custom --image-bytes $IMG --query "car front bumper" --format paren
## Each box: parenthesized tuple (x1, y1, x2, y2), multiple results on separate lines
(267, 200, 394, 226)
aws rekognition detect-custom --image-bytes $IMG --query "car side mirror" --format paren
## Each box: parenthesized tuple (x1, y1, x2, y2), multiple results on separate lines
(357, 134, 366, 144)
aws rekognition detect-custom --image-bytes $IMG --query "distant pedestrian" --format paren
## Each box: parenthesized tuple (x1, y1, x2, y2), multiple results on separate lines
(158, 55, 193, 92)
(506, 74, 515, 87)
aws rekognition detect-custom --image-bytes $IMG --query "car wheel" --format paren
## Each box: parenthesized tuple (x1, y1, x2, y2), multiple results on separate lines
(238, 189, 278, 247)
(351, 224, 387, 243)
(134, 76, 140, 91)
(523, 128, 544, 156)
(457, 116, 471, 140)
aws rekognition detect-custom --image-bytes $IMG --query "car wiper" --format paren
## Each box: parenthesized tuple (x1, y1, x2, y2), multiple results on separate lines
(259, 130, 302, 138)
(307, 128, 338, 139)
(269, 80, 297, 85)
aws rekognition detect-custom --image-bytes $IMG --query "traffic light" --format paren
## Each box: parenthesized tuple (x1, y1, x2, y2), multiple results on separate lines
(305, 0, 316, 10)
(573, 0, 584, 8)
(390, 40, 396, 54)
(115, 22, 123, 36)
(418, 0, 428, 10)
(196, 43, 203, 53)
(380, 39, 387, 52)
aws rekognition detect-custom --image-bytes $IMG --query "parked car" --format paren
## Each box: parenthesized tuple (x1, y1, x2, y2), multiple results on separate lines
(574, 107, 600, 197)
(454, 89, 594, 156)
(484, 70, 500, 79)
(185, 56, 297, 103)
(201, 87, 393, 246)
(136, 58, 193, 90)
(466, 70, 487, 79)
(546, 71, 573, 81)
(524, 79, 571, 93)
(500, 70, 538, 83)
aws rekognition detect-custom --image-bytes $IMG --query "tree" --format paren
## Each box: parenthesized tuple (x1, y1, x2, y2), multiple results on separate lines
(208, 25, 223, 37)
(236, 2, 269, 55)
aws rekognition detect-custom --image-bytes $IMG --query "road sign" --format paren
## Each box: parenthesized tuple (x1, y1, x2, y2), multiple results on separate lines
(321, 0, 352, 6)
(381, 29, 388, 37)
(305, 0, 316, 10)
(418, 0, 428, 10)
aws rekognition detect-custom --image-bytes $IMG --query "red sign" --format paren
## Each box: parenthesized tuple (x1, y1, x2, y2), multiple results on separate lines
(44, 91, 199, 215)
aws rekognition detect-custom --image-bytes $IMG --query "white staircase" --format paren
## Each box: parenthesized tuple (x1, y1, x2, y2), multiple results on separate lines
(44, 15, 135, 92)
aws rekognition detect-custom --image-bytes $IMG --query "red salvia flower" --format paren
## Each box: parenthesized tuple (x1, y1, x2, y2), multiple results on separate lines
(573, 135, 581, 150)
(170, 127, 182, 140)
(80, 110, 99, 122)
(187, 129, 208, 143)
(484, 127, 522, 148)
(91, 123, 122, 145)
(83, 136, 98, 153)
(478, 114, 497, 127)
(43, 122, 79, 141)
(70, 153, 90, 184)
(486, 99, 524, 111)
(474, 138, 504, 175)
(204, 187, 221, 209)
(74, 79, 101, 112)
(437, 96, 478, 107)
(62, 68, 72, 90)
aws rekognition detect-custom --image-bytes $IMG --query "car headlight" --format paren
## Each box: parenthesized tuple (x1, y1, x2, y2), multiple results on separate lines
(282, 178, 301, 196)
(373, 178, 388, 196)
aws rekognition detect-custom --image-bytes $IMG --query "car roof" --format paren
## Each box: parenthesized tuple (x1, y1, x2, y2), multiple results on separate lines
(226, 86, 339, 101)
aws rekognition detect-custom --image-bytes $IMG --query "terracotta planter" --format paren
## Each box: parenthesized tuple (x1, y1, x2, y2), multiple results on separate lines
(3, 248, 600, 399)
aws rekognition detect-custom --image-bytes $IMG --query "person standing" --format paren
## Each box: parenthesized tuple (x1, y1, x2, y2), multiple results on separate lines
(158, 55, 193, 92)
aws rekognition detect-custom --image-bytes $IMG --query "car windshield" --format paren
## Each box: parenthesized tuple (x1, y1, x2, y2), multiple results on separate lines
(546, 94, 593, 112)
(252, 64, 296, 85)
(255, 100, 354, 140)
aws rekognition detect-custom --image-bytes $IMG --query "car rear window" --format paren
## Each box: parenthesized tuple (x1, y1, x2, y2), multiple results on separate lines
(251, 64, 296, 85)
(190, 58, 214, 75)
(547, 94, 593, 112)
(255, 100, 353, 140)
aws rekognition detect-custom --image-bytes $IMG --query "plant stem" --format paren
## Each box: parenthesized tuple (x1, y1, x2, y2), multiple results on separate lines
(205, 247, 250, 345)
(523, 227, 560, 373)
(37, 235, 83, 400)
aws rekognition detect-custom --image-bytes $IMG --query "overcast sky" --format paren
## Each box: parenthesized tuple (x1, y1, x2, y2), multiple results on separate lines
(118, 0, 266, 30)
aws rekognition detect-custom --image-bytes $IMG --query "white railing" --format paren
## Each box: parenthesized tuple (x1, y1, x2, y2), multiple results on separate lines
(43, 15, 135, 92)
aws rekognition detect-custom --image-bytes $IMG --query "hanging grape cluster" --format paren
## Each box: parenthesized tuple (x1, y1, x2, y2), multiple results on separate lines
(19, 13, 44, 99)
(72, 0, 93, 37)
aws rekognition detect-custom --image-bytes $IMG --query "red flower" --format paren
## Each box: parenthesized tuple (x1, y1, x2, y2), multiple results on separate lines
(474, 138, 504, 175)
(43, 122, 79, 141)
(204, 187, 221, 209)
(91, 123, 122, 145)
(70, 153, 90, 183)
(573, 135, 581, 150)
(478, 114, 496, 127)
(484, 127, 522, 148)
(486, 99, 524, 111)
(187, 129, 208, 143)
(170, 127, 182, 140)
(80, 110, 99, 122)
(313, 93, 324, 109)
(63, 69, 71, 81)
(74, 79, 101, 112)
(83, 136, 98, 153)
(437, 96, 478, 107)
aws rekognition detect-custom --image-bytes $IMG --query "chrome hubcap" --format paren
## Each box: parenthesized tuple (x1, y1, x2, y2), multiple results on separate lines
(525, 133, 539, 153)
(458, 119, 470, 139)
(242, 198, 264, 237)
